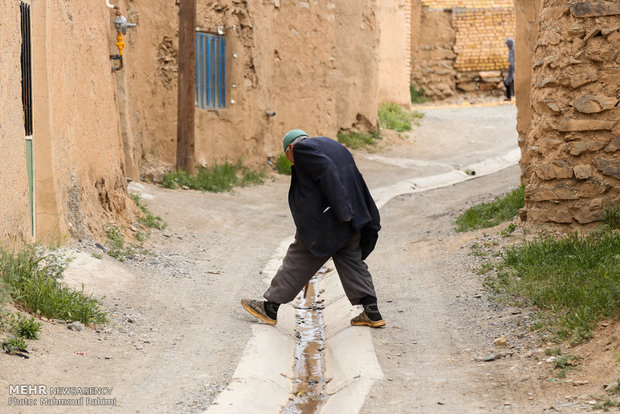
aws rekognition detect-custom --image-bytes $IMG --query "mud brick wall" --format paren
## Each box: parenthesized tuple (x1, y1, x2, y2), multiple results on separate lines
(522, 1, 620, 225)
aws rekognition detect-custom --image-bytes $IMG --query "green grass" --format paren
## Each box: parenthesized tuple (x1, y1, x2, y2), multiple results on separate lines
(410, 85, 428, 104)
(337, 130, 382, 151)
(603, 205, 620, 229)
(129, 193, 166, 230)
(485, 229, 620, 344)
(0, 245, 107, 325)
(162, 159, 266, 192)
(104, 224, 136, 262)
(378, 102, 424, 132)
(455, 186, 525, 232)
(275, 154, 292, 175)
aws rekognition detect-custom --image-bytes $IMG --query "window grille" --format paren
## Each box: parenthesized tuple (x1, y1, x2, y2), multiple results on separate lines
(195, 33, 226, 109)
(20, 1, 33, 135)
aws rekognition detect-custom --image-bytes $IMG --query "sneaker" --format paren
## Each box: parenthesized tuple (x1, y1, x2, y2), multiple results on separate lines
(350, 311, 386, 328)
(241, 298, 277, 326)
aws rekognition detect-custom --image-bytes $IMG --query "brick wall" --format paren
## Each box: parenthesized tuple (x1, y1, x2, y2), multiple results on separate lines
(453, 7, 515, 72)
(421, 0, 512, 10)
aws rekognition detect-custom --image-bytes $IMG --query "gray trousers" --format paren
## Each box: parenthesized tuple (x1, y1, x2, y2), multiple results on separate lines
(263, 231, 377, 305)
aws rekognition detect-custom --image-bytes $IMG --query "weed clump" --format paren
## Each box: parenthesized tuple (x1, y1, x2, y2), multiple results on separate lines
(130, 193, 166, 230)
(0, 246, 107, 328)
(455, 186, 524, 232)
(162, 159, 266, 192)
(485, 230, 620, 344)
(378, 102, 424, 132)
(410, 85, 428, 104)
(337, 130, 382, 151)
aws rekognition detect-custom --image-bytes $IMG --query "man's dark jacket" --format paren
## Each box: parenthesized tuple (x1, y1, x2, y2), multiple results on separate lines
(289, 137, 380, 259)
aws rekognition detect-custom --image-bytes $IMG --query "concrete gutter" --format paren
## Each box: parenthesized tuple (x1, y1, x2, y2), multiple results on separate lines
(206, 148, 520, 414)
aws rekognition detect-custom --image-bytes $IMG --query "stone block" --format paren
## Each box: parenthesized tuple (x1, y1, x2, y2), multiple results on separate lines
(569, 69, 598, 88)
(527, 206, 573, 224)
(456, 82, 478, 91)
(571, 1, 620, 18)
(527, 185, 578, 202)
(573, 94, 618, 113)
(573, 165, 593, 180)
(535, 76, 558, 88)
(577, 182, 610, 198)
(602, 26, 619, 36)
(590, 197, 603, 210)
(604, 135, 620, 153)
(535, 161, 574, 180)
(557, 119, 616, 132)
(569, 140, 607, 156)
(568, 26, 586, 37)
(594, 159, 620, 179)
(571, 205, 601, 224)
(534, 100, 562, 114)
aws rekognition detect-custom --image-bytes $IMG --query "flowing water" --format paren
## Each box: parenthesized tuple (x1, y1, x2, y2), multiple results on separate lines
(282, 269, 330, 414)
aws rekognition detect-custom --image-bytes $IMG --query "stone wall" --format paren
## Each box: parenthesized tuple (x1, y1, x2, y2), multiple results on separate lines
(520, 0, 620, 225)
(0, 0, 31, 240)
(410, 5, 457, 99)
(410, 0, 515, 99)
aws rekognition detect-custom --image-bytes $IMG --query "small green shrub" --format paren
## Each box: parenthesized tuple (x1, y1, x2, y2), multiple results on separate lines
(12, 314, 41, 339)
(276, 154, 292, 175)
(337, 130, 382, 151)
(104, 224, 135, 262)
(162, 159, 266, 192)
(410, 85, 428, 104)
(455, 186, 525, 232)
(378, 102, 424, 132)
(603, 205, 620, 229)
(2, 336, 27, 355)
(130, 193, 167, 230)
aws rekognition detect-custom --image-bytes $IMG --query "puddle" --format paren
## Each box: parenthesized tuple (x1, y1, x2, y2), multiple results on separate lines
(282, 269, 329, 414)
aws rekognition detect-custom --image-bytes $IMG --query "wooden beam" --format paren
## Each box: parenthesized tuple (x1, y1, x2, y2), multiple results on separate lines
(176, 0, 196, 172)
(571, 1, 620, 17)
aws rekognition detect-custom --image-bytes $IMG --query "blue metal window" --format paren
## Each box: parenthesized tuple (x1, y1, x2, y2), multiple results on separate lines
(196, 33, 226, 109)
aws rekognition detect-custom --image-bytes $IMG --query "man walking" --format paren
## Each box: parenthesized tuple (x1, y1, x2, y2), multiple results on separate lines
(241, 129, 385, 328)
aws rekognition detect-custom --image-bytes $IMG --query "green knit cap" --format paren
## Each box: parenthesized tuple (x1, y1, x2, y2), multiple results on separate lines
(282, 129, 308, 152)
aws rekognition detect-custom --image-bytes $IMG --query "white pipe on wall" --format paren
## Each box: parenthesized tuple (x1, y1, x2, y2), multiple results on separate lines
(105, 0, 116, 8)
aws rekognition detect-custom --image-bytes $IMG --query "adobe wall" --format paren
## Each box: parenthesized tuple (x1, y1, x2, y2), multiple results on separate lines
(0, 0, 31, 241)
(32, 1, 134, 241)
(192, 0, 380, 165)
(120, 0, 179, 172)
(97, 1, 380, 171)
(521, 0, 620, 225)
(377, 0, 412, 106)
(514, 0, 544, 183)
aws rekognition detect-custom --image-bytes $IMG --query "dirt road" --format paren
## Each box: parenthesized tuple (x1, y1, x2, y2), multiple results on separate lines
(3, 103, 607, 413)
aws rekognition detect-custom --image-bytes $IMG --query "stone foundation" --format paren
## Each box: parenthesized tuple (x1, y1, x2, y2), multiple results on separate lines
(519, 0, 620, 225)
